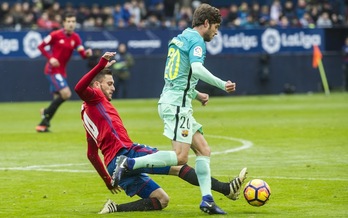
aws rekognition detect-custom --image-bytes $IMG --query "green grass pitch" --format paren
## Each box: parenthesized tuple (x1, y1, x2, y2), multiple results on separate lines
(0, 93, 347, 217)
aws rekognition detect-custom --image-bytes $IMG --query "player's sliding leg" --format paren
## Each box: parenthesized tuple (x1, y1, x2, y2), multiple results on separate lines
(99, 198, 162, 214)
(101, 174, 168, 214)
(112, 151, 178, 187)
(178, 165, 248, 200)
(112, 158, 247, 199)
(225, 167, 248, 200)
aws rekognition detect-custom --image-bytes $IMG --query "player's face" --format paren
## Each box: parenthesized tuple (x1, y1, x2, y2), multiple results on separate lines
(99, 75, 115, 101)
(63, 17, 76, 33)
(203, 23, 220, 42)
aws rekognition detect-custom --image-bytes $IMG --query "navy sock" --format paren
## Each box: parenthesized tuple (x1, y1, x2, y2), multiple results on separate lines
(179, 165, 230, 195)
(117, 198, 162, 211)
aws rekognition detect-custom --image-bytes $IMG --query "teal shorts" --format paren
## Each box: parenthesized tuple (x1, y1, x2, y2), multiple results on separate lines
(158, 103, 203, 144)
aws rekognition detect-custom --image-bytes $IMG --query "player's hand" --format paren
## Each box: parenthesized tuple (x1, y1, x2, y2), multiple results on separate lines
(49, 57, 59, 67)
(196, 92, 209, 106)
(109, 185, 122, 194)
(85, 48, 93, 57)
(105, 60, 116, 68)
(106, 181, 122, 194)
(102, 52, 116, 60)
(225, 80, 236, 93)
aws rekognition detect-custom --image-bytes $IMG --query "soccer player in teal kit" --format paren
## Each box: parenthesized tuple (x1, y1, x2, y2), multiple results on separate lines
(113, 4, 247, 215)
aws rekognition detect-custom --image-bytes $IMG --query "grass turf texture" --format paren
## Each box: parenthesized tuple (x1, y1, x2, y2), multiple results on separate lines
(0, 93, 347, 217)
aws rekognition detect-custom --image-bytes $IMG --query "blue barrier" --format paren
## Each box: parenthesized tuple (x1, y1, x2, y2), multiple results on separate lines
(0, 28, 325, 59)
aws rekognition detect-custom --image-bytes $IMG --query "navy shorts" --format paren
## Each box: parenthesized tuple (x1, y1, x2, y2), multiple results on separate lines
(107, 143, 170, 198)
(45, 74, 68, 93)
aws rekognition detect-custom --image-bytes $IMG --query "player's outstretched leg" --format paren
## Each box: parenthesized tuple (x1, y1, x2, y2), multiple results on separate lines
(99, 198, 163, 213)
(99, 199, 117, 214)
(111, 155, 128, 187)
(199, 195, 227, 214)
(225, 167, 248, 200)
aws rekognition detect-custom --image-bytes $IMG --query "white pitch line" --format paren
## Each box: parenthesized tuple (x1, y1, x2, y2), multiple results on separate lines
(189, 134, 253, 157)
(212, 175, 348, 182)
(2, 136, 347, 182)
(259, 175, 348, 181)
(0, 167, 94, 173)
(1, 134, 253, 173)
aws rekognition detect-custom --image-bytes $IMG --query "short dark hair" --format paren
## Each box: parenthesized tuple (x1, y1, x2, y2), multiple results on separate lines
(62, 12, 76, 21)
(192, 3, 222, 27)
(91, 68, 112, 85)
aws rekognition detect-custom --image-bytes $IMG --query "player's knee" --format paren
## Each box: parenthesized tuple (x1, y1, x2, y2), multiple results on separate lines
(59, 87, 72, 100)
(176, 154, 188, 165)
(200, 146, 211, 156)
(158, 194, 170, 209)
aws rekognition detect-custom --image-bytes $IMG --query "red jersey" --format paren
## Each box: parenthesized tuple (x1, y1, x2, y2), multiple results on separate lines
(38, 29, 87, 77)
(75, 58, 133, 166)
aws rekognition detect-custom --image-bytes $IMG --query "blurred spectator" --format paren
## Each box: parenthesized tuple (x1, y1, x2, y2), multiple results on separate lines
(296, 0, 307, 19)
(1, 14, 15, 29)
(300, 12, 315, 28)
(138, 0, 148, 20)
(128, 0, 141, 25)
(242, 14, 259, 29)
(176, 5, 192, 24)
(112, 4, 125, 27)
(146, 14, 161, 28)
(76, 3, 90, 25)
(259, 5, 270, 27)
(147, 1, 165, 21)
(127, 15, 138, 28)
(104, 16, 115, 30)
(0, 0, 347, 31)
(11, 2, 24, 28)
(283, 0, 296, 21)
(316, 11, 333, 28)
(0, 2, 10, 22)
(111, 43, 134, 99)
(238, 1, 249, 26)
(309, 5, 320, 23)
(37, 11, 61, 30)
(270, 0, 282, 22)
(331, 13, 343, 27)
(278, 15, 290, 28)
(250, 2, 260, 22)
(224, 4, 238, 28)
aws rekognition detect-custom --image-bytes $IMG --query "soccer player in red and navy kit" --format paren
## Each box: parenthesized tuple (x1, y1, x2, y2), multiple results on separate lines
(36, 12, 92, 132)
(74, 52, 243, 214)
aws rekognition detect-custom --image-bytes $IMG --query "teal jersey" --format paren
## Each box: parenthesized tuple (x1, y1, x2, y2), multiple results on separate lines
(159, 28, 206, 108)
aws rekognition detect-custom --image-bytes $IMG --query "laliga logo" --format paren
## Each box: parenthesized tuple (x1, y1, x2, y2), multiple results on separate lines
(23, 31, 42, 58)
(206, 31, 223, 55)
(261, 28, 281, 54)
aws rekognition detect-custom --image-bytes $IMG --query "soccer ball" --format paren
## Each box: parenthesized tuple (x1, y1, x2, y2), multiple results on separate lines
(243, 179, 271, 207)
